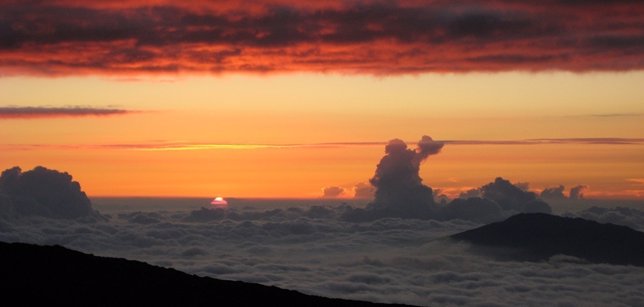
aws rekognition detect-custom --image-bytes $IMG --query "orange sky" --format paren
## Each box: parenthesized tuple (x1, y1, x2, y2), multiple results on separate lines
(1, 1, 643, 199)
(1, 73, 643, 199)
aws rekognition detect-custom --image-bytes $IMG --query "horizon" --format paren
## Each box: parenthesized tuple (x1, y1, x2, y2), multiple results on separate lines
(85, 191, 644, 201)
(3, 136, 643, 199)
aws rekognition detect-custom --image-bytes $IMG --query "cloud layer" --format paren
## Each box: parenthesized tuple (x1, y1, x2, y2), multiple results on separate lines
(2, 199, 644, 306)
(0, 1, 642, 75)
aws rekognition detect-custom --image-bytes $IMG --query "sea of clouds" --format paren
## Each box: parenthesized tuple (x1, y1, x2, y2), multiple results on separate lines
(2, 198, 644, 307)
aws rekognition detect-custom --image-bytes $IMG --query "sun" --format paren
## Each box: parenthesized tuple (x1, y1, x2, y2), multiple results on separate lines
(210, 196, 229, 208)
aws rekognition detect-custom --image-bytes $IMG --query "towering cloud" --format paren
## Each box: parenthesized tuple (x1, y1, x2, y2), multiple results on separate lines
(540, 185, 566, 200)
(0, 1, 641, 75)
(368, 136, 444, 216)
(345, 136, 444, 221)
(344, 136, 552, 222)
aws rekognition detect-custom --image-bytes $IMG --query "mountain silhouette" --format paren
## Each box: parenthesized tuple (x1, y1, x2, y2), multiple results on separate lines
(451, 213, 644, 266)
(0, 241, 413, 306)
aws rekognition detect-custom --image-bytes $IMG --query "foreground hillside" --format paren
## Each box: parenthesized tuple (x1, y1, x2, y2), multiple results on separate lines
(0, 241, 412, 306)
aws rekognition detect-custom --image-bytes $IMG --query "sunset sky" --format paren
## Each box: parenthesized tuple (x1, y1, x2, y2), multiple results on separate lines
(1, 0, 643, 199)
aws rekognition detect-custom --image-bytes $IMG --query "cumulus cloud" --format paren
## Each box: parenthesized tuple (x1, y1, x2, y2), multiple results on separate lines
(0, 1, 642, 75)
(322, 186, 345, 198)
(539, 184, 589, 201)
(570, 185, 588, 200)
(353, 183, 374, 199)
(441, 197, 504, 224)
(540, 185, 566, 200)
(446, 178, 552, 222)
(0, 166, 102, 219)
(514, 182, 531, 192)
(432, 188, 450, 205)
(344, 136, 551, 222)
(344, 136, 443, 221)
(458, 188, 483, 199)
(371, 136, 443, 209)
(480, 177, 552, 214)
(0, 106, 132, 119)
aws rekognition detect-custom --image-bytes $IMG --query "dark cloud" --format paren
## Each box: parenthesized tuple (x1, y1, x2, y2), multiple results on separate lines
(322, 186, 345, 198)
(344, 136, 554, 222)
(0, 1, 641, 75)
(540, 185, 566, 200)
(347, 136, 443, 221)
(459, 188, 483, 199)
(569, 185, 588, 200)
(449, 178, 552, 222)
(0, 166, 102, 219)
(304, 206, 335, 219)
(432, 189, 450, 205)
(0, 106, 132, 119)
(184, 208, 227, 222)
(441, 197, 503, 223)
(480, 177, 552, 214)
(118, 211, 163, 224)
(514, 182, 530, 192)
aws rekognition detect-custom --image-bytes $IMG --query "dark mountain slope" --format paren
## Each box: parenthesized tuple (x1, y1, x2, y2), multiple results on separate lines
(0, 241, 413, 306)
(451, 213, 644, 266)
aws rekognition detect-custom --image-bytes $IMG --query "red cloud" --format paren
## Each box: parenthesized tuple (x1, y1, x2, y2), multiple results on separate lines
(0, 1, 642, 75)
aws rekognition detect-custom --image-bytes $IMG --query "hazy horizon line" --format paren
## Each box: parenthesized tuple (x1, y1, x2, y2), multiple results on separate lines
(88, 195, 644, 201)
(3, 137, 644, 152)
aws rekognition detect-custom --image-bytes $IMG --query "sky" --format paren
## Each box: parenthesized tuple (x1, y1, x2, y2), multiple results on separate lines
(1, 0, 643, 199)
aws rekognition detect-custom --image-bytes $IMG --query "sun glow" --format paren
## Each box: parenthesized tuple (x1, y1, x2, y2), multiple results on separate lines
(211, 196, 228, 208)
